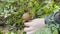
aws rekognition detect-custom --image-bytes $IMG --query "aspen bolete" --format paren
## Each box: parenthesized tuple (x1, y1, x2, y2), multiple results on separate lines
(22, 13, 30, 22)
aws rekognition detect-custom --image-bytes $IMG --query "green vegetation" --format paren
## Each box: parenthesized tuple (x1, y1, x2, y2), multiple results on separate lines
(0, 0, 60, 34)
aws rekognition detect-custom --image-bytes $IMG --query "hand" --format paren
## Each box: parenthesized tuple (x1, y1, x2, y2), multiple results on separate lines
(24, 18, 45, 34)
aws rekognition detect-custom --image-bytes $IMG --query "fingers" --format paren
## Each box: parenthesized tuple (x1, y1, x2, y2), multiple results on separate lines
(24, 22, 32, 26)
(24, 27, 35, 32)
(24, 18, 45, 34)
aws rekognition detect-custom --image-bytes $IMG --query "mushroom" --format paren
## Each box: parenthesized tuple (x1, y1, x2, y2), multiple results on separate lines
(22, 13, 30, 22)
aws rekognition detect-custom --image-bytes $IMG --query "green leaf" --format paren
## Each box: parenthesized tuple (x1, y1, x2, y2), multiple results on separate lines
(53, 30, 58, 34)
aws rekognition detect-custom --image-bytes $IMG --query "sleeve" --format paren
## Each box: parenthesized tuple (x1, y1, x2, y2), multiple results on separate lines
(45, 12, 60, 25)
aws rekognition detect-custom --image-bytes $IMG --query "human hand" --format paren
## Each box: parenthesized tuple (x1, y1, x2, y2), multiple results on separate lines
(24, 18, 45, 34)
